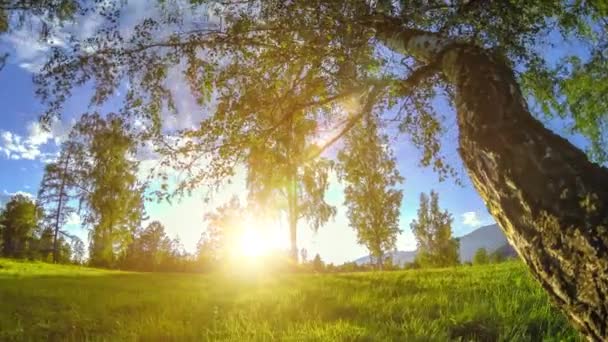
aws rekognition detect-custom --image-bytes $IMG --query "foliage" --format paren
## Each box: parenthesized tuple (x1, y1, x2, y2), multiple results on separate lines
(19, 2, 608, 337)
(119, 221, 179, 272)
(31, 2, 608, 192)
(490, 249, 506, 264)
(245, 98, 336, 260)
(0, 258, 580, 341)
(337, 114, 403, 270)
(473, 248, 489, 265)
(197, 196, 244, 266)
(69, 235, 85, 264)
(69, 113, 146, 267)
(37, 140, 85, 262)
(410, 190, 459, 268)
(0, 194, 42, 258)
(0, 0, 80, 72)
(312, 253, 325, 272)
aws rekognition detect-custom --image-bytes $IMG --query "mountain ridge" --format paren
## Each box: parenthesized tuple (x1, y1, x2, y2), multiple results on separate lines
(354, 223, 515, 265)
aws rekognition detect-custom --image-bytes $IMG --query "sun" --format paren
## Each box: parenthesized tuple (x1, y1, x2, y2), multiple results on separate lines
(233, 218, 285, 259)
(238, 227, 270, 257)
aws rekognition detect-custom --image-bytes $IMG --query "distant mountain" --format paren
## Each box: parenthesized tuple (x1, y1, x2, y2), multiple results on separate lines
(354, 250, 416, 266)
(354, 224, 516, 265)
(457, 224, 508, 262)
(493, 242, 518, 259)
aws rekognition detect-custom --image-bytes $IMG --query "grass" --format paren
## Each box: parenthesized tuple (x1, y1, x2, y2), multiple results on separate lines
(0, 259, 579, 341)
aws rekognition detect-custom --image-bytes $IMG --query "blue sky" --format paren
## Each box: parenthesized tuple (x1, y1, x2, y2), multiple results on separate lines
(0, 56, 495, 264)
(0, 4, 594, 264)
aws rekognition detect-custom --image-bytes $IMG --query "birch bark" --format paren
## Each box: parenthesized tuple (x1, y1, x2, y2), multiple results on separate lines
(375, 22, 608, 341)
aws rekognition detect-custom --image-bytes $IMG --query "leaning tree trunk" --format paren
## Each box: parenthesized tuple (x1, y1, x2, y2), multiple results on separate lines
(375, 24, 608, 340)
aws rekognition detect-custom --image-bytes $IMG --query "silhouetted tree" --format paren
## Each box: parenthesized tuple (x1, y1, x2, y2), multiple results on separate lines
(198, 197, 244, 265)
(34, 227, 54, 261)
(312, 253, 325, 273)
(300, 248, 308, 264)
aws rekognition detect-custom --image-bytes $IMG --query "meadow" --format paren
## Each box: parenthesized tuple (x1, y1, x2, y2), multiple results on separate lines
(0, 259, 579, 341)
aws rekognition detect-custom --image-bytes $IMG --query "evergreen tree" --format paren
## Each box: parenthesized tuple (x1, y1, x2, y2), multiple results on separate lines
(337, 115, 403, 270)
(411, 191, 459, 268)
(121, 221, 173, 271)
(37, 141, 84, 263)
(312, 253, 325, 273)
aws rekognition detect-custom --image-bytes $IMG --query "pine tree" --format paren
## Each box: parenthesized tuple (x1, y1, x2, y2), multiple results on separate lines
(121, 221, 173, 271)
(37, 141, 84, 263)
(312, 253, 325, 273)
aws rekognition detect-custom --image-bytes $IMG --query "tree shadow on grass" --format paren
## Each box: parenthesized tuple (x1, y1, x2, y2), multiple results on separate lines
(449, 318, 499, 342)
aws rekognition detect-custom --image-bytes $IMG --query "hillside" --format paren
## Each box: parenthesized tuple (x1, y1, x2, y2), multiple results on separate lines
(355, 224, 514, 265)
(0, 258, 578, 341)
(354, 250, 417, 266)
(457, 224, 510, 261)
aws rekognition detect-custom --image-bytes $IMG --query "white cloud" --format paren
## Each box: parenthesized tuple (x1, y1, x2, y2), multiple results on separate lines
(0, 16, 69, 72)
(0, 190, 34, 206)
(462, 211, 482, 227)
(0, 119, 70, 161)
(0, 0, 193, 73)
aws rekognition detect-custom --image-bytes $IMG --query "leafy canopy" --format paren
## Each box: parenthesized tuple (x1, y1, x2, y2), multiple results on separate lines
(30, 1, 608, 195)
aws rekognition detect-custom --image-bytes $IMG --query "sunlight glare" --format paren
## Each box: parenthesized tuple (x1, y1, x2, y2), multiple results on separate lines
(233, 218, 285, 260)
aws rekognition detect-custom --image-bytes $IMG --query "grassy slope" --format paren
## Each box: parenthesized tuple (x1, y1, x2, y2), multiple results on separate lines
(0, 259, 579, 341)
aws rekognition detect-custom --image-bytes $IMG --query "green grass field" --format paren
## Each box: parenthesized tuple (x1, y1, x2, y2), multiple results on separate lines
(0, 259, 579, 341)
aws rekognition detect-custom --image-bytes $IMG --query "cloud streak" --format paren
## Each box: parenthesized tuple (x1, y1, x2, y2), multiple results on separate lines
(461, 211, 482, 227)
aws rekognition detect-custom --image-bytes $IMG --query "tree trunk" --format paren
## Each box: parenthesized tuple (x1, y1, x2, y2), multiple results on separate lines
(52, 152, 71, 263)
(286, 113, 299, 263)
(377, 251, 384, 271)
(287, 169, 299, 263)
(375, 25, 608, 340)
